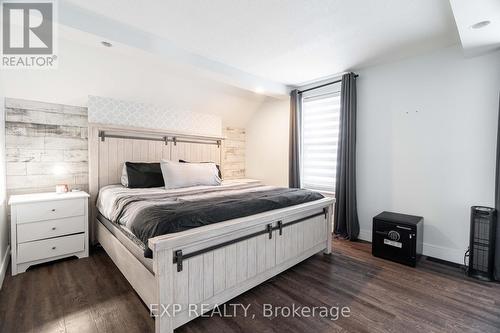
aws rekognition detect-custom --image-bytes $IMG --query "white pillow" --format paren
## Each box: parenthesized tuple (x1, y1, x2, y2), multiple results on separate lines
(121, 164, 129, 187)
(160, 160, 221, 189)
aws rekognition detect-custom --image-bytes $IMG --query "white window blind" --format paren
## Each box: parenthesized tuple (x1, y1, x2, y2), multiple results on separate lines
(300, 91, 341, 193)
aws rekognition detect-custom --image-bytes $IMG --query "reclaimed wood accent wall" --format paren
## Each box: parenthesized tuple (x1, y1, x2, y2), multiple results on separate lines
(5, 98, 89, 197)
(4, 98, 246, 197)
(222, 127, 245, 179)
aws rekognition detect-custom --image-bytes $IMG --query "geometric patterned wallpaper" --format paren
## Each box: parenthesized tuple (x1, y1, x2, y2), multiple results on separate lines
(88, 95, 222, 136)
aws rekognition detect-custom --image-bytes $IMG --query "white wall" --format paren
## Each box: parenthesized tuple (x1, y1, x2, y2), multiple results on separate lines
(357, 45, 500, 263)
(0, 36, 267, 128)
(246, 98, 289, 186)
(246, 45, 500, 263)
(0, 76, 8, 288)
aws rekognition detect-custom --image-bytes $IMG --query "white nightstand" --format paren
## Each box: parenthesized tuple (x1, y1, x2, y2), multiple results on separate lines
(8, 191, 90, 275)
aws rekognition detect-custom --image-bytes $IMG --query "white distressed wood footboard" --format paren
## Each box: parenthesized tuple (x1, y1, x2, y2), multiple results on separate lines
(149, 198, 334, 333)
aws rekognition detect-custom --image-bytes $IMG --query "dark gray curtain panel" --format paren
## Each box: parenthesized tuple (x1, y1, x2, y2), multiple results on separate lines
(289, 89, 301, 188)
(334, 73, 360, 240)
(495, 93, 500, 281)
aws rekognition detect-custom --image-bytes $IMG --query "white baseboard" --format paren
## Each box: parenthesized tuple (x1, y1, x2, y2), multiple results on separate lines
(0, 245, 11, 290)
(358, 229, 372, 242)
(357, 229, 464, 265)
(422, 243, 465, 265)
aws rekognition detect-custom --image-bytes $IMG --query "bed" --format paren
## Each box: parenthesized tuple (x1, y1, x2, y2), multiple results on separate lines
(89, 123, 335, 333)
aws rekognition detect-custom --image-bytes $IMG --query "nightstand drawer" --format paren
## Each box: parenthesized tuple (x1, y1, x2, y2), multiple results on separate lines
(17, 233, 85, 264)
(16, 198, 85, 224)
(17, 216, 85, 243)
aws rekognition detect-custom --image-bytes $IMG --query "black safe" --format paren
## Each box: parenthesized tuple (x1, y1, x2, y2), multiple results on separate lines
(372, 212, 424, 267)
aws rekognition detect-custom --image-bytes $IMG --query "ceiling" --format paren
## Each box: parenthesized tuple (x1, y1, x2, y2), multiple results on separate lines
(449, 0, 500, 57)
(63, 0, 459, 87)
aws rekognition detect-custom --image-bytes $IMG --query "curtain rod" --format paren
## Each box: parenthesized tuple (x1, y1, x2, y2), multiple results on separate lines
(297, 74, 359, 94)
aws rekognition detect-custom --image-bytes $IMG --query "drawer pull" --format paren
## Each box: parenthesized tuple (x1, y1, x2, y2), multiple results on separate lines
(51, 246, 56, 250)
(51, 227, 56, 230)
(51, 209, 56, 212)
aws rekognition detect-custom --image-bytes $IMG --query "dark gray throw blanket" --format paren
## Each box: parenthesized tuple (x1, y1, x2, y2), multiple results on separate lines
(130, 187, 324, 258)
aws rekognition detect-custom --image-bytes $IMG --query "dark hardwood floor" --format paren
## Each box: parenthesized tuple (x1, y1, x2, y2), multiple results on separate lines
(1, 239, 499, 333)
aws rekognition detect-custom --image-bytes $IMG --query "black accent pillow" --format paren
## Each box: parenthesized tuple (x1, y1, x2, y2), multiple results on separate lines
(179, 159, 222, 179)
(125, 162, 164, 188)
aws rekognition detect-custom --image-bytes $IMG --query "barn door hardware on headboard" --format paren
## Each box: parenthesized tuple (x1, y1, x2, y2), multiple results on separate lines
(98, 130, 167, 143)
(98, 130, 224, 146)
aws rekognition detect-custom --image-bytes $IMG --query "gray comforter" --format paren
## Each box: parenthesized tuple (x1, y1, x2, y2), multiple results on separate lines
(97, 181, 324, 257)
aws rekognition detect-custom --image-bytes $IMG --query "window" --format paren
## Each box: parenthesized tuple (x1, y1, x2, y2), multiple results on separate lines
(300, 89, 341, 193)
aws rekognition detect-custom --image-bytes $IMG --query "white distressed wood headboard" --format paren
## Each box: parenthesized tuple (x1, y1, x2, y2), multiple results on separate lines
(88, 123, 223, 242)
